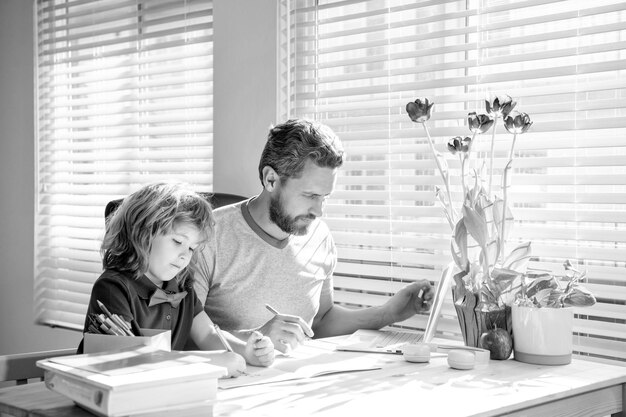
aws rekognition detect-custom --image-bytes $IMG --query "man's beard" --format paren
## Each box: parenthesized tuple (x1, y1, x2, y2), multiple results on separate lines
(269, 192, 315, 236)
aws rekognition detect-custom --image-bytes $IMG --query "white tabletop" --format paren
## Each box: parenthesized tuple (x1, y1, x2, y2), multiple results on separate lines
(215, 339, 626, 417)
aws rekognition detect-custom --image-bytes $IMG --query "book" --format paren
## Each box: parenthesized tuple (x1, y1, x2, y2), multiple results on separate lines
(37, 346, 227, 417)
(219, 339, 382, 389)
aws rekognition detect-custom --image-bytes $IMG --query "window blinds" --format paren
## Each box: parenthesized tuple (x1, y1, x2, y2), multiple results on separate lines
(286, 0, 626, 364)
(34, 0, 213, 330)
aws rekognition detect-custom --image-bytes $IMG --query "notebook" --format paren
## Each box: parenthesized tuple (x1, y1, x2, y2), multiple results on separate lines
(336, 264, 454, 354)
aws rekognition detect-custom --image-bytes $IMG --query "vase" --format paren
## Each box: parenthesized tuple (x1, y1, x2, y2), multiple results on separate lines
(511, 304, 573, 365)
(452, 285, 512, 348)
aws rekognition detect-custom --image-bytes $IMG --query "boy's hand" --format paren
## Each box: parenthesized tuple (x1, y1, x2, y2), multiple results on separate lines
(244, 331, 275, 367)
(211, 351, 246, 378)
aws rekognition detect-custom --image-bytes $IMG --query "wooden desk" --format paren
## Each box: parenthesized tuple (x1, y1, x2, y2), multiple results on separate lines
(0, 347, 624, 417)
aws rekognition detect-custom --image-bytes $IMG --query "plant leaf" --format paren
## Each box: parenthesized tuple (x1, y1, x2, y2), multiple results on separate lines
(435, 186, 453, 228)
(503, 241, 532, 271)
(493, 196, 514, 242)
(462, 204, 488, 248)
(490, 267, 522, 306)
(525, 274, 557, 299)
(453, 218, 468, 267)
(533, 288, 563, 308)
(562, 285, 596, 307)
(482, 239, 498, 271)
(478, 196, 498, 238)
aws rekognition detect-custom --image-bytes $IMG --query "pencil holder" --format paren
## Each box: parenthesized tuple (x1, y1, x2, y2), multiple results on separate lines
(83, 329, 171, 353)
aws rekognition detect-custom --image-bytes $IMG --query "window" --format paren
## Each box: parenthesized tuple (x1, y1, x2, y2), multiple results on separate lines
(34, 0, 214, 330)
(285, 0, 626, 363)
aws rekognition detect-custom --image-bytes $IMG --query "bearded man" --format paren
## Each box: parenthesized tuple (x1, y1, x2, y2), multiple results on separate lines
(195, 119, 433, 353)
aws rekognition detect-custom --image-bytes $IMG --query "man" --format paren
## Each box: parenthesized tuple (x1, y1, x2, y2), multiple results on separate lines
(195, 119, 433, 353)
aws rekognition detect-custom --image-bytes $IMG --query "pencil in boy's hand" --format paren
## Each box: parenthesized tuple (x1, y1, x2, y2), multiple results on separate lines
(213, 324, 234, 352)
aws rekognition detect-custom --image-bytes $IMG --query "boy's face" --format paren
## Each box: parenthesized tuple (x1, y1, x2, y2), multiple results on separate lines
(145, 223, 203, 287)
(269, 159, 337, 235)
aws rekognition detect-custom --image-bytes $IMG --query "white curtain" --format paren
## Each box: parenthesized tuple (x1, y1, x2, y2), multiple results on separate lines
(285, 0, 626, 364)
(34, 0, 214, 330)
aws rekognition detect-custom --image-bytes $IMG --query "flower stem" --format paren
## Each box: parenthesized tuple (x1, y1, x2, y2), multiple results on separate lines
(422, 123, 455, 224)
(499, 133, 518, 264)
(466, 131, 477, 198)
(460, 154, 467, 201)
(487, 115, 499, 196)
(508, 133, 517, 161)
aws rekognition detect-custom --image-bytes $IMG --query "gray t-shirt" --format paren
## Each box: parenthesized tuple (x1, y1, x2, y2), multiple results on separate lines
(194, 199, 336, 331)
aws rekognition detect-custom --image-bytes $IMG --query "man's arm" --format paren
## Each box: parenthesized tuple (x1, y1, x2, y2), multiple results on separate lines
(312, 280, 434, 338)
(193, 237, 217, 307)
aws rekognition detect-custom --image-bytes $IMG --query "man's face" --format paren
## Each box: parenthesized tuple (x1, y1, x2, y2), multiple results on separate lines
(269, 160, 337, 236)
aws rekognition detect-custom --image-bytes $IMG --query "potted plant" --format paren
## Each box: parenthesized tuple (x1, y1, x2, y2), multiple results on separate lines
(512, 260, 596, 365)
(406, 95, 533, 348)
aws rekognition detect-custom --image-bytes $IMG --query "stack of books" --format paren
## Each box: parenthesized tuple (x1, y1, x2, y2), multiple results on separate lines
(36, 345, 227, 417)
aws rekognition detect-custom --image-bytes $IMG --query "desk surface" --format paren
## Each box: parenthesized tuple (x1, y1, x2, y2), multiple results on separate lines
(0, 341, 625, 417)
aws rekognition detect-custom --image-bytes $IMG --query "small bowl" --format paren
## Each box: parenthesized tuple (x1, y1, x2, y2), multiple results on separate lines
(447, 349, 475, 370)
(402, 343, 431, 363)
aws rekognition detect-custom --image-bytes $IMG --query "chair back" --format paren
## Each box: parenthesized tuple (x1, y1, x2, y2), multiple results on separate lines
(0, 348, 76, 385)
(104, 192, 247, 224)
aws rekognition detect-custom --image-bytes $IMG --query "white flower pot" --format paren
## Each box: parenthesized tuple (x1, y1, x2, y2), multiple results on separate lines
(511, 304, 573, 365)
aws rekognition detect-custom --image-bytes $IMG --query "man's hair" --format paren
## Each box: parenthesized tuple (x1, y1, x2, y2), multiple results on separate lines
(102, 182, 214, 281)
(258, 119, 344, 185)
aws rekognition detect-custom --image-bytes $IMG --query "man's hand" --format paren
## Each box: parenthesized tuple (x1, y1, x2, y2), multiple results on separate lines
(258, 312, 314, 353)
(383, 280, 434, 324)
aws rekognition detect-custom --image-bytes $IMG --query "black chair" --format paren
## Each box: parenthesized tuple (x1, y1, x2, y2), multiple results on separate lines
(104, 192, 247, 223)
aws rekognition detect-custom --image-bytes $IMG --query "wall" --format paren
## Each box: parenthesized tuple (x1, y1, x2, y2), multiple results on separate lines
(213, 0, 279, 197)
(0, 0, 278, 355)
(0, 0, 81, 355)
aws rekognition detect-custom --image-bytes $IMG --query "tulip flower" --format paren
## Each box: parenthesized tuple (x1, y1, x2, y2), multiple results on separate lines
(485, 95, 516, 118)
(485, 95, 516, 195)
(498, 111, 532, 265)
(467, 112, 494, 134)
(447, 136, 471, 154)
(503, 111, 532, 134)
(406, 98, 434, 123)
(448, 136, 472, 196)
(406, 98, 455, 226)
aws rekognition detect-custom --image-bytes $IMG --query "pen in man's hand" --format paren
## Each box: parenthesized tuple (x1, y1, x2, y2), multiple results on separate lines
(265, 304, 280, 316)
(214, 323, 234, 352)
(265, 304, 314, 338)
